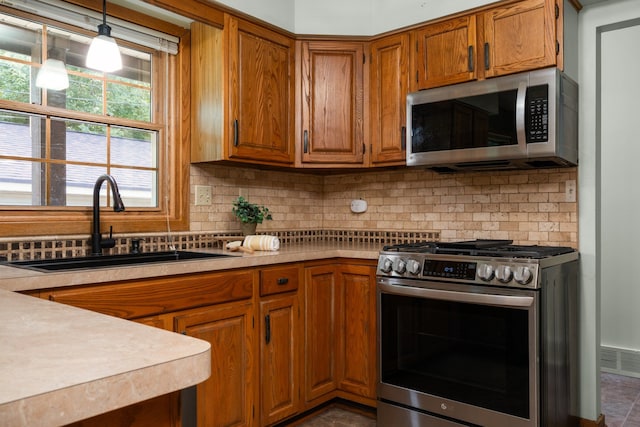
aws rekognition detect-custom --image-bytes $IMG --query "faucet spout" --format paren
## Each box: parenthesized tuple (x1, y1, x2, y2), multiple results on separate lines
(91, 174, 125, 256)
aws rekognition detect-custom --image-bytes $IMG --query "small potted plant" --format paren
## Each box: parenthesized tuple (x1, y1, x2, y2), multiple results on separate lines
(232, 196, 272, 235)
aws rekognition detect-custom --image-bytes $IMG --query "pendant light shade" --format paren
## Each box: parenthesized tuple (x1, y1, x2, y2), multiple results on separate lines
(86, 1, 122, 73)
(36, 58, 69, 91)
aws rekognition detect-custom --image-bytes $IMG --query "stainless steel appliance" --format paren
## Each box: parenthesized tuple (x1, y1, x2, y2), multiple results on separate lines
(406, 68, 578, 172)
(376, 240, 579, 427)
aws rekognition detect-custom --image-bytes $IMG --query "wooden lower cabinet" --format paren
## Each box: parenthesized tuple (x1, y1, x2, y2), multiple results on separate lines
(304, 261, 378, 407)
(336, 264, 377, 401)
(64, 392, 180, 427)
(304, 264, 340, 404)
(259, 293, 301, 425)
(43, 260, 377, 427)
(175, 300, 256, 427)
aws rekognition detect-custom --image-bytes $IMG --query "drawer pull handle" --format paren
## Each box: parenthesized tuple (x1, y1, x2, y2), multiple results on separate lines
(277, 277, 289, 285)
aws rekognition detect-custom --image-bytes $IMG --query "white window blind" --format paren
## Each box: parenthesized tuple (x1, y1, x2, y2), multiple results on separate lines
(0, 0, 182, 54)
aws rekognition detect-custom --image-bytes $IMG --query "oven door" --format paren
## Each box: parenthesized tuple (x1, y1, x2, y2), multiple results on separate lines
(377, 277, 538, 427)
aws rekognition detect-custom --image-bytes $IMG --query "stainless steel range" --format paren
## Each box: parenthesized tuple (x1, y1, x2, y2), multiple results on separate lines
(376, 240, 579, 427)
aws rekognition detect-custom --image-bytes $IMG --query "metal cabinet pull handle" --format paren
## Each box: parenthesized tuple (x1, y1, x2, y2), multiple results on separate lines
(233, 119, 239, 147)
(468, 46, 474, 72)
(484, 43, 490, 70)
(303, 130, 309, 153)
(265, 314, 271, 344)
(277, 277, 289, 285)
(401, 126, 406, 150)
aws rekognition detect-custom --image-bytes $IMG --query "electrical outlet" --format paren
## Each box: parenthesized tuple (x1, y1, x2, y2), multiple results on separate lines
(565, 180, 576, 202)
(195, 185, 211, 206)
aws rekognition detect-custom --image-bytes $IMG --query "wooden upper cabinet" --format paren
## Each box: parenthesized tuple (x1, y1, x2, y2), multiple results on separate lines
(415, 15, 477, 90)
(297, 41, 365, 167)
(414, 0, 559, 89)
(482, 0, 557, 78)
(369, 33, 410, 166)
(191, 17, 295, 166)
(227, 16, 295, 164)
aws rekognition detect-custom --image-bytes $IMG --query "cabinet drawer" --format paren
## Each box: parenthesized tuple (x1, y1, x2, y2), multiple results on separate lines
(260, 264, 300, 296)
(46, 269, 255, 319)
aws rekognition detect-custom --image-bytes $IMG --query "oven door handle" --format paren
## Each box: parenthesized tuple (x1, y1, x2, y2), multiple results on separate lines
(378, 282, 534, 308)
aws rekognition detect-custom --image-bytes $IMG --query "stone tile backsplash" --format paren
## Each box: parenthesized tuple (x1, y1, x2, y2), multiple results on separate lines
(192, 164, 578, 247)
(0, 164, 577, 260)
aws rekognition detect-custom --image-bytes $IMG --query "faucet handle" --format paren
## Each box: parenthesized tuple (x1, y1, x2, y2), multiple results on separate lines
(100, 225, 116, 251)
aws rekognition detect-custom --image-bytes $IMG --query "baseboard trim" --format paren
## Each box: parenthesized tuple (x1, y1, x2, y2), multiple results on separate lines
(579, 413, 606, 427)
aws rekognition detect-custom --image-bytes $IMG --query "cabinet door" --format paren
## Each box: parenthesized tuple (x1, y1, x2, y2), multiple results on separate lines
(482, 0, 556, 78)
(369, 33, 409, 166)
(415, 15, 477, 89)
(191, 21, 224, 163)
(337, 264, 377, 400)
(260, 293, 301, 425)
(227, 15, 295, 164)
(299, 41, 365, 166)
(304, 264, 339, 402)
(175, 301, 255, 427)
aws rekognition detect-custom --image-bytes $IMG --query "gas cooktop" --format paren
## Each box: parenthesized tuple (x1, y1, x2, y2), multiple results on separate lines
(382, 239, 576, 259)
(378, 240, 578, 289)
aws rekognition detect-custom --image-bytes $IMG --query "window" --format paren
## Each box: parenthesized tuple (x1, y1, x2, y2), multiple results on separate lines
(0, 5, 189, 236)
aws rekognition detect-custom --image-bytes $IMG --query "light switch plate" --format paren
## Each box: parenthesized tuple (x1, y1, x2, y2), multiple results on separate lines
(565, 180, 576, 202)
(195, 185, 211, 205)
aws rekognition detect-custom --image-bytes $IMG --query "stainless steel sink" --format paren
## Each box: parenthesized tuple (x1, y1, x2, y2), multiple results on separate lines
(5, 251, 232, 272)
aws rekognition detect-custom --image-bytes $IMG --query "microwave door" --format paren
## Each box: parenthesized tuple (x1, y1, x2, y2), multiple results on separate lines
(409, 87, 526, 165)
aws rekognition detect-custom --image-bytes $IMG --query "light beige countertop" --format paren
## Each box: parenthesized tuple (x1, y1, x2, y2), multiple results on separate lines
(0, 289, 211, 427)
(0, 242, 382, 292)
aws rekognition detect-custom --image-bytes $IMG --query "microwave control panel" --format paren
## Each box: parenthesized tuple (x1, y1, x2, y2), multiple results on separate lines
(525, 84, 549, 143)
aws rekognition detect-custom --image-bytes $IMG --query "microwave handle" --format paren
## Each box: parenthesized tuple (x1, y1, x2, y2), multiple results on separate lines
(516, 81, 528, 152)
(378, 281, 534, 309)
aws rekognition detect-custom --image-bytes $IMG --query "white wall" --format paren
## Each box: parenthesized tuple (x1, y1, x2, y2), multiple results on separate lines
(600, 23, 640, 353)
(293, 0, 496, 35)
(208, 0, 497, 35)
(579, 0, 640, 419)
(210, 0, 296, 31)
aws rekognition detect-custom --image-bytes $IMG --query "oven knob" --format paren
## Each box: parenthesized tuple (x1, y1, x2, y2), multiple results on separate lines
(477, 263, 494, 281)
(393, 258, 407, 274)
(514, 266, 533, 285)
(406, 259, 421, 275)
(495, 265, 513, 283)
(380, 257, 393, 273)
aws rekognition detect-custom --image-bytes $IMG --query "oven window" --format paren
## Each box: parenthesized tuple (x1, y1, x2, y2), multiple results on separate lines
(411, 89, 518, 153)
(380, 293, 530, 418)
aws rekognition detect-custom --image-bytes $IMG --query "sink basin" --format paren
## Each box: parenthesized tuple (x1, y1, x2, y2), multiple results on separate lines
(5, 251, 233, 272)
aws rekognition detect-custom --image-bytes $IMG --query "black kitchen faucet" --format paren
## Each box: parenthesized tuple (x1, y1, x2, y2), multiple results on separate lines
(90, 174, 125, 256)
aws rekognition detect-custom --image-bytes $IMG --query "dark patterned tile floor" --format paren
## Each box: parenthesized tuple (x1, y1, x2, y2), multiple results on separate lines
(602, 373, 640, 427)
(295, 407, 376, 427)
(292, 374, 640, 427)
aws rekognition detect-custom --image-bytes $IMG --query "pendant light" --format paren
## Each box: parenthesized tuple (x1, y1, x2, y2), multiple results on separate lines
(86, 0, 122, 73)
(35, 47, 69, 91)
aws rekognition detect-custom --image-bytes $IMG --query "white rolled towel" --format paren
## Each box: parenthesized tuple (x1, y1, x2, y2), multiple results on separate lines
(243, 235, 280, 251)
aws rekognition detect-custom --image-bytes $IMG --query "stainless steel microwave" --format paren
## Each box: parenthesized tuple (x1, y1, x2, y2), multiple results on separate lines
(406, 67, 578, 172)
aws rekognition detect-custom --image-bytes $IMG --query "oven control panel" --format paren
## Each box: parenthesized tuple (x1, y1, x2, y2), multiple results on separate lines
(377, 254, 540, 288)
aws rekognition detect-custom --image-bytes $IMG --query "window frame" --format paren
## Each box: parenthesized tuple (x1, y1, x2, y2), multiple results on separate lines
(0, 3, 190, 237)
